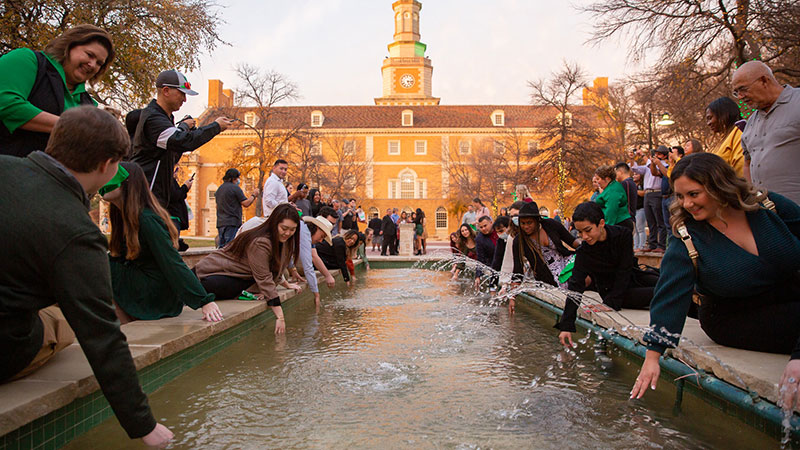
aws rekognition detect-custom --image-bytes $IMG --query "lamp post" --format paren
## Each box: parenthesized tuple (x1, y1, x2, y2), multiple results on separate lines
(647, 112, 675, 150)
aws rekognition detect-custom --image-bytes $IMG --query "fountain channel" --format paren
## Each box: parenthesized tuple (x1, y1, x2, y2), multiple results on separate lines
(67, 268, 777, 448)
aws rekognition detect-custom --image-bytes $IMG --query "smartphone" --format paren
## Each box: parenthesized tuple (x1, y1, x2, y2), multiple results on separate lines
(190, 173, 196, 180)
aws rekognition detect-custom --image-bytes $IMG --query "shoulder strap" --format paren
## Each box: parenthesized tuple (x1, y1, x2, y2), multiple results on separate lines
(758, 191, 777, 213)
(676, 221, 699, 271)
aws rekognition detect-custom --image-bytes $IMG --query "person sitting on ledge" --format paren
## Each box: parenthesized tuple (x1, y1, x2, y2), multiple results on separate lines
(194, 203, 302, 334)
(104, 161, 222, 324)
(511, 201, 579, 289)
(557, 201, 658, 347)
(0, 106, 172, 446)
(631, 153, 800, 404)
(343, 230, 368, 281)
(316, 206, 354, 286)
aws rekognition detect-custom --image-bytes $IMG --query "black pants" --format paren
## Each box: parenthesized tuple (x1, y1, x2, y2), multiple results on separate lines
(698, 278, 800, 354)
(382, 234, 396, 255)
(198, 275, 255, 300)
(588, 269, 657, 310)
(643, 192, 666, 249)
(616, 218, 635, 234)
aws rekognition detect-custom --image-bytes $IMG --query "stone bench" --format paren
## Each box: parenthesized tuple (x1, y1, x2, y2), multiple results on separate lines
(0, 265, 351, 439)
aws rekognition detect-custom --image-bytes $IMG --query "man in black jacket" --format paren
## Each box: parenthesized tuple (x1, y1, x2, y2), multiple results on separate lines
(474, 215, 497, 288)
(380, 208, 398, 256)
(556, 202, 657, 347)
(0, 107, 172, 446)
(368, 213, 383, 251)
(317, 206, 352, 285)
(131, 69, 233, 211)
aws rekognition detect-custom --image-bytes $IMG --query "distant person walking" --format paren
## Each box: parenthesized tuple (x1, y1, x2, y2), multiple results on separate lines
(216, 168, 259, 248)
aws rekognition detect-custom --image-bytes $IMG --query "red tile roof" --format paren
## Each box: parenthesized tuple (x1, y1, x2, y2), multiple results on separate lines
(200, 104, 600, 130)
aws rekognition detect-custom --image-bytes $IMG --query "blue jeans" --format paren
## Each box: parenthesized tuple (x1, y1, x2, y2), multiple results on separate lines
(634, 208, 647, 249)
(217, 226, 238, 248)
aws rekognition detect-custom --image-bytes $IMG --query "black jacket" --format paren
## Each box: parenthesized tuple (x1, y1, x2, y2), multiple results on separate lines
(381, 214, 397, 236)
(0, 51, 94, 157)
(368, 217, 382, 233)
(512, 218, 577, 285)
(315, 237, 351, 282)
(557, 224, 635, 332)
(130, 100, 220, 208)
(167, 179, 190, 230)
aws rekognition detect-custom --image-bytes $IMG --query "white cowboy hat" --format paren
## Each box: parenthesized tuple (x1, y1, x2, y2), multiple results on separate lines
(303, 215, 334, 245)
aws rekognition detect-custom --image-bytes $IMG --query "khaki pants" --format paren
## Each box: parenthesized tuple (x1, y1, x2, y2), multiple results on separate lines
(11, 306, 76, 380)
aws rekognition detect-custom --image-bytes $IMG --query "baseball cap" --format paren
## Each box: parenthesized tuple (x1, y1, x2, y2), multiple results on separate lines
(156, 69, 198, 96)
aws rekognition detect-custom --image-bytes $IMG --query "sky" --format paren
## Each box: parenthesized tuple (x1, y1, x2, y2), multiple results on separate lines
(181, 0, 643, 117)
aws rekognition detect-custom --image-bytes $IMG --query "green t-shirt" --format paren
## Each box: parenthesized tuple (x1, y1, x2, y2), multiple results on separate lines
(0, 48, 96, 133)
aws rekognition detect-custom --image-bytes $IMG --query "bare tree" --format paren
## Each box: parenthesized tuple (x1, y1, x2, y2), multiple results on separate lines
(286, 130, 325, 188)
(214, 64, 301, 216)
(528, 61, 609, 212)
(493, 128, 540, 195)
(317, 135, 372, 200)
(580, 0, 800, 85)
(441, 138, 505, 208)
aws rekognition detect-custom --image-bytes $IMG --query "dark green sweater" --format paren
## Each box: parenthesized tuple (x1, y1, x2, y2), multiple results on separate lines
(645, 192, 800, 356)
(110, 208, 214, 320)
(0, 152, 156, 438)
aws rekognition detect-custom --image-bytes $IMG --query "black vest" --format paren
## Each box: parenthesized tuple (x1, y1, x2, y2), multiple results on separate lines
(0, 51, 94, 157)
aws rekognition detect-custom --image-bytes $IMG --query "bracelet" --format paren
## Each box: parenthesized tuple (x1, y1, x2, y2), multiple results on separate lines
(276, 317, 285, 321)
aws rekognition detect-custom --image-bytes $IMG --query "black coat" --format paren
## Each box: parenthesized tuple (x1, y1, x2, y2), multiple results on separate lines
(511, 218, 577, 286)
(167, 179, 190, 230)
(381, 215, 397, 236)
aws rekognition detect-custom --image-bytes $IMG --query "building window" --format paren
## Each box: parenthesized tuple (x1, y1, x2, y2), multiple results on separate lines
(311, 141, 322, 156)
(343, 140, 356, 156)
(527, 140, 538, 153)
(311, 111, 324, 127)
(415, 140, 427, 155)
(458, 139, 471, 155)
(208, 190, 216, 201)
(417, 179, 427, 199)
(435, 207, 447, 228)
(400, 173, 415, 199)
(388, 140, 400, 155)
(491, 110, 505, 127)
(557, 111, 573, 127)
(244, 145, 256, 157)
(368, 206, 380, 219)
(244, 112, 256, 127)
(388, 180, 397, 199)
(494, 140, 504, 155)
(402, 109, 413, 127)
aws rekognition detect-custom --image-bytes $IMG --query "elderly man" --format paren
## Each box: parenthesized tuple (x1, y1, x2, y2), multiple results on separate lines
(733, 61, 800, 203)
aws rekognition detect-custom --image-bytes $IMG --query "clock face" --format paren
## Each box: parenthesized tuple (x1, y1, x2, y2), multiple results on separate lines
(399, 74, 416, 88)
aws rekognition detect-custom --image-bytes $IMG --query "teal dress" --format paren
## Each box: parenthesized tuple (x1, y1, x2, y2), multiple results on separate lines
(110, 208, 215, 320)
(645, 193, 800, 355)
(594, 180, 631, 226)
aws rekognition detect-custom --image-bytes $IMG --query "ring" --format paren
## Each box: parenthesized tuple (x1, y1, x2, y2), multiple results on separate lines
(789, 377, 797, 384)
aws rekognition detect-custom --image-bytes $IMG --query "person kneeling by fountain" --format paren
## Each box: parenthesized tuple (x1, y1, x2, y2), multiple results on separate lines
(511, 201, 578, 289)
(557, 201, 658, 348)
(104, 162, 223, 324)
(631, 153, 800, 406)
(194, 203, 302, 334)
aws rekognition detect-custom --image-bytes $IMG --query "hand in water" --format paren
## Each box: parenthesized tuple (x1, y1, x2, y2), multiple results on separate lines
(325, 274, 335, 288)
(142, 423, 173, 448)
(201, 302, 223, 322)
(631, 350, 661, 399)
(558, 331, 574, 348)
(508, 298, 515, 315)
(779, 359, 800, 410)
(275, 319, 286, 335)
(285, 283, 302, 293)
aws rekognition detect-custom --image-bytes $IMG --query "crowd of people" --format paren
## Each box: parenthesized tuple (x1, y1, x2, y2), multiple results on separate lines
(0, 24, 799, 448)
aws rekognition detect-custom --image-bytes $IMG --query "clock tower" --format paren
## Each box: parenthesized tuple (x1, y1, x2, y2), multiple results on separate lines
(374, 0, 440, 106)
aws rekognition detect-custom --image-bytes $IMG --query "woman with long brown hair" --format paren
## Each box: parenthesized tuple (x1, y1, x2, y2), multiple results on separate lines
(452, 224, 478, 279)
(0, 24, 115, 157)
(103, 162, 222, 324)
(195, 203, 302, 334)
(511, 201, 578, 288)
(631, 153, 800, 405)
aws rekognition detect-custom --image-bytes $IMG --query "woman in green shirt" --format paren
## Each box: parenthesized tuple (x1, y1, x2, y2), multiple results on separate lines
(0, 24, 114, 157)
(102, 162, 222, 323)
(593, 165, 634, 231)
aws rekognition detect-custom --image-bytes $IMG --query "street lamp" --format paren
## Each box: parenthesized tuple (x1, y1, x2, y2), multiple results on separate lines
(647, 112, 674, 151)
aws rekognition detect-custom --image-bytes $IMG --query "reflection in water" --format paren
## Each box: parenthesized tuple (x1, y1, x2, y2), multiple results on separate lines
(67, 269, 776, 449)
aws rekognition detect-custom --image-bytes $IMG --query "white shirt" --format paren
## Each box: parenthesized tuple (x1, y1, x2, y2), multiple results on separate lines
(262, 172, 287, 217)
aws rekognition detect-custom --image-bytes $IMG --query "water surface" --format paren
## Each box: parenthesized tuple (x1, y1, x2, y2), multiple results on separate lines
(67, 268, 776, 449)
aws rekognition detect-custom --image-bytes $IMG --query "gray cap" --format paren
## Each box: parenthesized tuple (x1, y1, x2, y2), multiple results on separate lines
(156, 69, 198, 96)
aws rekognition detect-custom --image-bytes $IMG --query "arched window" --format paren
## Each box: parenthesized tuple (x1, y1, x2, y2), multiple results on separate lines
(435, 207, 448, 228)
(368, 206, 379, 219)
(388, 168, 427, 200)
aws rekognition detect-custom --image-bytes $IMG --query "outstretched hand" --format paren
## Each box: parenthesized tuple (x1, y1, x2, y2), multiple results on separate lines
(779, 359, 800, 411)
(631, 350, 661, 399)
(558, 331, 574, 348)
(141, 423, 173, 448)
(201, 302, 223, 322)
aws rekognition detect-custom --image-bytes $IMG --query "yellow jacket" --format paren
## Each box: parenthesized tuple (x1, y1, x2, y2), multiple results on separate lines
(712, 127, 744, 177)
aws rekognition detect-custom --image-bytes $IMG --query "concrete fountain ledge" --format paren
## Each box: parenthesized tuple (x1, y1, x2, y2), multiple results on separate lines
(0, 260, 355, 443)
(520, 288, 794, 411)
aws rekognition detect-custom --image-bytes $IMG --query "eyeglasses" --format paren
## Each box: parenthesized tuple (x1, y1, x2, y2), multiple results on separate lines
(732, 78, 760, 99)
(162, 81, 192, 90)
